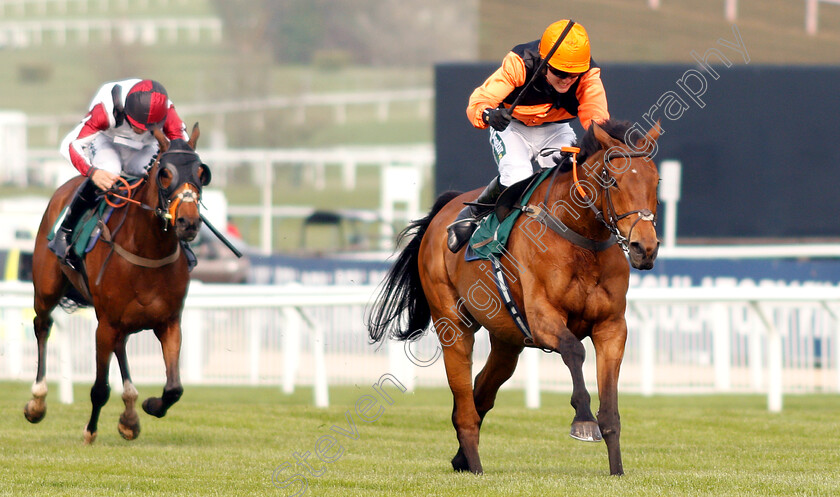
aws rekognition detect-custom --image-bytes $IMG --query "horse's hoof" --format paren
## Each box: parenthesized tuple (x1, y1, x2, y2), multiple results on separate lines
(118, 413, 141, 441)
(451, 450, 483, 474)
(570, 421, 602, 442)
(451, 450, 469, 472)
(142, 398, 165, 418)
(23, 400, 46, 424)
(83, 429, 97, 445)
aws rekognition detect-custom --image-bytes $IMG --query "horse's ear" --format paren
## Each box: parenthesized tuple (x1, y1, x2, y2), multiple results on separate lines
(153, 127, 169, 153)
(188, 123, 200, 150)
(592, 121, 622, 149)
(635, 120, 662, 155)
(198, 163, 212, 186)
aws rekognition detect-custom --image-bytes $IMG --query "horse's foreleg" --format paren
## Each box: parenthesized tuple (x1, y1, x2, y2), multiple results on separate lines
(114, 335, 140, 441)
(559, 332, 601, 442)
(84, 323, 116, 445)
(535, 324, 600, 443)
(23, 312, 53, 423)
(143, 321, 183, 418)
(593, 323, 628, 476)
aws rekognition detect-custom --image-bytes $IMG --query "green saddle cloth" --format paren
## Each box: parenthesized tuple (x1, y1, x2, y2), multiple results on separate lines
(47, 201, 108, 259)
(468, 168, 553, 260)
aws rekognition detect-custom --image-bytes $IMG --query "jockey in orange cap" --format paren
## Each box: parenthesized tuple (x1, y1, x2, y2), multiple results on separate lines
(447, 20, 610, 253)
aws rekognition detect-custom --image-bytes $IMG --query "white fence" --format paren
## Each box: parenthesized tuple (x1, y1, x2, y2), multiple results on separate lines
(0, 17, 222, 48)
(2, 277, 838, 412)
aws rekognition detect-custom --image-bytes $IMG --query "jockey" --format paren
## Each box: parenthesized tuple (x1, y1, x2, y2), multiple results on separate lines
(447, 19, 610, 253)
(49, 79, 190, 270)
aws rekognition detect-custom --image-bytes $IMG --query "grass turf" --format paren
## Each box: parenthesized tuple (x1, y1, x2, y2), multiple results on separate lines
(1, 381, 839, 496)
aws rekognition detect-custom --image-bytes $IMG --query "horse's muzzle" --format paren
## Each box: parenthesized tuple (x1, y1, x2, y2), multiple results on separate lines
(175, 217, 201, 242)
(628, 240, 659, 270)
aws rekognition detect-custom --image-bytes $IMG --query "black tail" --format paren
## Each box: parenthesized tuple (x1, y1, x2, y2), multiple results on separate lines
(367, 191, 462, 343)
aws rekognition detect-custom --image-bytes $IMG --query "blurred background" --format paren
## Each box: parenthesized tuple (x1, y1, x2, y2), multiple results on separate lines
(2, 0, 840, 408)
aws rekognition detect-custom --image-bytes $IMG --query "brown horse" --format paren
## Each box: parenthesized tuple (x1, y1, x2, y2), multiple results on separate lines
(24, 124, 211, 444)
(368, 119, 661, 475)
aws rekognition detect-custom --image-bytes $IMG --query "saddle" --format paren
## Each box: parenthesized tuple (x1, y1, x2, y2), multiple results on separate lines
(466, 168, 555, 261)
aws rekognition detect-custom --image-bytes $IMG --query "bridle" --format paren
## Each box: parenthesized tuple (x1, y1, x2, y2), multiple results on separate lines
(153, 148, 206, 230)
(536, 146, 656, 254)
(587, 149, 657, 253)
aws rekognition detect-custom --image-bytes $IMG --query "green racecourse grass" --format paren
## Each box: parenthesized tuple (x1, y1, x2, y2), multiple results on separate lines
(1, 382, 839, 496)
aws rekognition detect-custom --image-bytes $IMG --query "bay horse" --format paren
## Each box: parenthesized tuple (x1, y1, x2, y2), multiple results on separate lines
(368, 119, 661, 475)
(24, 124, 211, 444)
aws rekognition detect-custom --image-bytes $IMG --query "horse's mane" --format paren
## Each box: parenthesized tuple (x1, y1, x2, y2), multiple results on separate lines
(576, 119, 634, 164)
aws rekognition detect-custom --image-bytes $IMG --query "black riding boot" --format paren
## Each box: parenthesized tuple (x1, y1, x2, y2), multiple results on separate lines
(446, 176, 503, 253)
(47, 178, 99, 270)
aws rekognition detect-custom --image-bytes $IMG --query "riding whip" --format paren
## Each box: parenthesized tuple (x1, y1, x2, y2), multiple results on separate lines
(200, 213, 243, 258)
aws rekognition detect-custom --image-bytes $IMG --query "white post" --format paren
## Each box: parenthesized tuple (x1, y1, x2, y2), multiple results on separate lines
(751, 302, 783, 412)
(341, 159, 356, 190)
(524, 347, 540, 408)
(260, 158, 273, 255)
(658, 160, 682, 248)
(648, 0, 660, 9)
(388, 339, 416, 392)
(281, 308, 302, 394)
(183, 308, 203, 382)
(806, 0, 818, 35)
(725, 0, 737, 22)
(767, 325, 783, 412)
(712, 303, 732, 391)
(249, 320, 260, 385)
(312, 320, 329, 407)
(4, 308, 23, 378)
(749, 321, 763, 391)
(640, 319, 655, 396)
(57, 329, 74, 403)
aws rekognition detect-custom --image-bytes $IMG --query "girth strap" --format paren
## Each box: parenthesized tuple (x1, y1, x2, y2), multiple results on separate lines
(523, 204, 617, 252)
(489, 256, 532, 340)
(97, 220, 181, 268)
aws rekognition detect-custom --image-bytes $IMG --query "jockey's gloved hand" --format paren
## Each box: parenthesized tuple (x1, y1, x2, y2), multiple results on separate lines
(483, 107, 512, 131)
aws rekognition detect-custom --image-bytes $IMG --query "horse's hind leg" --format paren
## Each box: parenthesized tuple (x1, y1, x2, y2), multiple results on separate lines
(23, 311, 53, 423)
(24, 254, 66, 424)
(452, 336, 524, 470)
(436, 319, 483, 474)
(114, 335, 141, 441)
(473, 335, 524, 423)
(142, 321, 183, 418)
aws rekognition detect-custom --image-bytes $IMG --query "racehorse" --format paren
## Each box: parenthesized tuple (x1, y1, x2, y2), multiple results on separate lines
(368, 119, 661, 475)
(24, 124, 211, 444)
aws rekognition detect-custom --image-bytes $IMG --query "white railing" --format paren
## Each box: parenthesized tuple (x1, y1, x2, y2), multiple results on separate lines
(0, 0, 187, 16)
(650, 0, 840, 35)
(2, 278, 838, 412)
(0, 17, 222, 48)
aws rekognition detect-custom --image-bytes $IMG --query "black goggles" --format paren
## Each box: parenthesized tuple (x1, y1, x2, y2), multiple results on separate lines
(547, 66, 583, 79)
